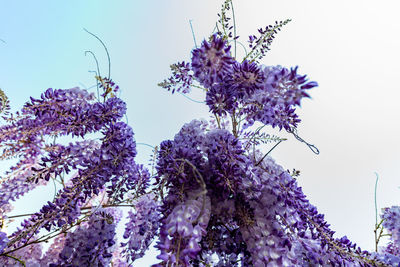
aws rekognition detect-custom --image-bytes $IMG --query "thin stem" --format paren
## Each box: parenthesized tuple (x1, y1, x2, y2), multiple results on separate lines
(215, 22, 221, 35)
(190, 83, 208, 91)
(179, 92, 205, 103)
(175, 159, 206, 191)
(228, 39, 247, 57)
(125, 114, 129, 125)
(374, 172, 380, 252)
(242, 19, 291, 63)
(136, 142, 155, 149)
(220, 3, 228, 38)
(189, 20, 198, 48)
(231, 111, 238, 137)
(244, 125, 266, 150)
(255, 140, 283, 166)
(214, 114, 221, 129)
(84, 51, 101, 101)
(2, 254, 26, 266)
(230, 0, 237, 58)
(6, 213, 35, 219)
(83, 28, 111, 79)
(52, 177, 57, 201)
(289, 128, 319, 155)
(374, 172, 379, 226)
(175, 236, 182, 266)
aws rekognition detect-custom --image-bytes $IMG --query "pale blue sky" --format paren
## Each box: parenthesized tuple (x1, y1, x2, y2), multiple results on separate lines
(1, 0, 400, 263)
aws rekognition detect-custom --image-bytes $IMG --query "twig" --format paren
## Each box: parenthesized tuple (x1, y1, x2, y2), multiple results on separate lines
(83, 28, 111, 79)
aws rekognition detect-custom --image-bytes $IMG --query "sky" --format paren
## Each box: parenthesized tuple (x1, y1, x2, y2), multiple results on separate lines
(1, 0, 400, 263)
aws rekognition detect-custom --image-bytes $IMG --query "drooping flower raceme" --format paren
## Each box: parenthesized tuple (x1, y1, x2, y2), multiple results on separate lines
(0, 84, 146, 265)
(121, 193, 161, 263)
(154, 118, 385, 266)
(382, 206, 400, 246)
(0, 87, 127, 213)
(158, 61, 194, 94)
(184, 33, 318, 132)
(54, 210, 117, 266)
(191, 34, 235, 88)
(0, 236, 43, 266)
(156, 189, 211, 266)
(6, 120, 140, 249)
(39, 234, 67, 266)
(374, 206, 400, 264)
(0, 232, 8, 254)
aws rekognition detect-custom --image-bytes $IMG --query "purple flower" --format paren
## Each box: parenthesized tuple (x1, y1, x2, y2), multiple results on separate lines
(0, 236, 42, 266)
(263, 65, 317, 106)
(97, 76, 120, 98)
(121, 193, 161, 263)
(7, 119, 141, 249)
(203, 129, 250, 196)
(242, 98, 301, 130)
(39, 234, 66, 266)
(155, 189, 211, 266)
(2, 88, 126, 142)
(159, 61, 194, 94)
(228, 60, 265, 98)
(0, 157, 46, 209)
(191, 34, 234, 88)
(381, 206, 400, 257)
(371, 251, 400, 266)
(0, 232, 8, 254)
(238, 153, 373, 265)
(205, 83, 236, 115)
(56, 211, 117, 266)
(156, 120, 208, 189)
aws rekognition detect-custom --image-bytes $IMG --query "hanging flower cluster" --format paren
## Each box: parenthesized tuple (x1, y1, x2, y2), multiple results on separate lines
(0, 82, 156, 265)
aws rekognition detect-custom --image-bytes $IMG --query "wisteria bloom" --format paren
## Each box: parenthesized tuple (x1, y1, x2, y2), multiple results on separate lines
(121, 193, 161, 263)
(191, 34, 235, 88)
(263, 65, 317, 106)
(0, 232, 8, 254)
(54, 211, 117, 266)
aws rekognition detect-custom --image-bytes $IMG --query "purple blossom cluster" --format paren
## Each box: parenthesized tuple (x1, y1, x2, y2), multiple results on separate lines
(0, 88, 10, 117)
(156, 189, 211, 266)
(121, 193, 161, 263)
(0, 232, 8, 254)
(5, 121, 141, 250)
(39, 234, 67, 266)
(97, 76, 120, 99)
(0, 158, 45, 209)
(192, 35, 235, 88)
(155, 119, 383, 265)
(0, 87, 128, 214)
(54, 211, 117, 266)
(246, 19, 292, 62)
(373, 206, 400, 264)
(1, 87, 125, 142)
(168, 34, 319, 131)
(0, 237, 43, 266)
(203, 128, 251, 197)
(0, 81, 150, 265)
(382, 206, 400, 245)
(158, 61, 194, 94)
(241, 154, 375, 265)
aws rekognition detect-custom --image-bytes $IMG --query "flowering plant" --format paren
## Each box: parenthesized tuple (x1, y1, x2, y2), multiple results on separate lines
(0, 1, 399, 266)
